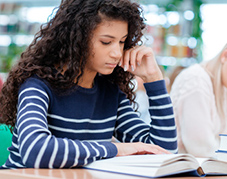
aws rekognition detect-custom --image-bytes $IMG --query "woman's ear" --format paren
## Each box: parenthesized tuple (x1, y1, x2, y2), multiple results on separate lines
(221, 49, 227, 63)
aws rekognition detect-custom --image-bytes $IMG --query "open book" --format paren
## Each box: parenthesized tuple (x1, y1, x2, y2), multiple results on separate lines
(84, 154, 227, 178)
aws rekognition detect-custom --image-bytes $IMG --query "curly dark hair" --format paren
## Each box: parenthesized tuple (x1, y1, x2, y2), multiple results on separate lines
(0, 0, 145, 129)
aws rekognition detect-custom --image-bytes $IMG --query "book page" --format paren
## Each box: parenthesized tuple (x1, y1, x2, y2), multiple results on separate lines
(85, 154, 200, 178)
(85, 159, 198, 178)
(198, 158, 227, 174)
(92, 154, 197, 167)
(196, 158, 209, 166)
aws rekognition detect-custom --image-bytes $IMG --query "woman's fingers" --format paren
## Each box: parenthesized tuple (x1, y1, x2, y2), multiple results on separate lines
(129, 46, 144, 71)
(139, 143, 171, 155)
(122, 45, 154, 72)
(114, 142, 171, 157)
(121, 45, 163, 82)
(122, 49, 131, 71)
(122, 46, 146, 72)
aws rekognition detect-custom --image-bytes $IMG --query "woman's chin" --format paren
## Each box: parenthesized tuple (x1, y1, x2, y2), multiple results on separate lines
(99, 69, 115, 75)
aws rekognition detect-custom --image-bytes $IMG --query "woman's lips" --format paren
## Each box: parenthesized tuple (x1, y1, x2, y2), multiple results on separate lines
(106, 63, 117, 68)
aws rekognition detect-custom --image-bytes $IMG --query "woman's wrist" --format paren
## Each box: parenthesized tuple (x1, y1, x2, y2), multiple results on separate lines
(141, 71, 163, 83)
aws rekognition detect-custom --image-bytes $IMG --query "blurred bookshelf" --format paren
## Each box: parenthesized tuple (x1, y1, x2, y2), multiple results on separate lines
(0, 0, 60, 7)
(0, 0, 226, 76)
(139, 0, 204, 74)
(0, 1, 60, 72)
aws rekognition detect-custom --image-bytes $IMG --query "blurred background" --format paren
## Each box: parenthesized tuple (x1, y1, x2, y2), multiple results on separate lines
(0, 0, 227, 91)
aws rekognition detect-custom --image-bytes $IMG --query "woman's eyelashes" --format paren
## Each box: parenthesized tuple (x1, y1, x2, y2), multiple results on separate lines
(101, 41, 126, 45)
(101, 41, 111, 45)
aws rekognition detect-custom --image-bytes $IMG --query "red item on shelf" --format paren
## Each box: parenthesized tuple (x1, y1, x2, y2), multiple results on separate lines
(0, 76, 3, 91)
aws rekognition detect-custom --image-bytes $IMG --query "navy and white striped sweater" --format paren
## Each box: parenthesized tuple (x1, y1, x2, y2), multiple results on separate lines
(1, 75, 177, 169)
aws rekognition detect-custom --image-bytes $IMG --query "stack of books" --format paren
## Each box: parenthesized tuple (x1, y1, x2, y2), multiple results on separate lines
(216, 134, 227, 162)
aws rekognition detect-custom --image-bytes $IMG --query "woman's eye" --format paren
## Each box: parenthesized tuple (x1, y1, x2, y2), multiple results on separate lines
(101, 41, 111, 45)
(120, 41, 126, 44)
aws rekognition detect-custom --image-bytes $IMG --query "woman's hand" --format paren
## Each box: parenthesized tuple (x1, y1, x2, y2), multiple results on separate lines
(119, 46, 163, 83)
(113, 142, 171, 156)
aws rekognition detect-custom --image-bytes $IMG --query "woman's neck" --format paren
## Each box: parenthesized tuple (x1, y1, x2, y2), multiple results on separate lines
(77, 78, 94, 88)
(76, 70, 97, 89)
(55, 63, 96, 88)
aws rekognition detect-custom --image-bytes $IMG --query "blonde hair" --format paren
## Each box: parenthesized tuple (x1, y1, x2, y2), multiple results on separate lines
(204, 44, 227, 122)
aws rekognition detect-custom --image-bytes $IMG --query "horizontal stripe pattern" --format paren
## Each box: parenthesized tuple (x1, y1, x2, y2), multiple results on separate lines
(115, 80, 177, 152)
(1, 76, 177, 169)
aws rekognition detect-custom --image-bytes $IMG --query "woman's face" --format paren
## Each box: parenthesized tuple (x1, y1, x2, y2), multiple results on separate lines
(85, 19, 128, 76)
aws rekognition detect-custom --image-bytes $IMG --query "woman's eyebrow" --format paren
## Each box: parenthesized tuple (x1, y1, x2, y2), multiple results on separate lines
(122, 34, 128, 38)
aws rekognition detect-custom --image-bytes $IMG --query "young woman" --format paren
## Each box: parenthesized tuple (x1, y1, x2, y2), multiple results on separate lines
(0, 0, 177, 169)
(170, 44, 227, 157)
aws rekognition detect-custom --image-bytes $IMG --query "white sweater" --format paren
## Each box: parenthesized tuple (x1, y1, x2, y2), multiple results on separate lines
(170, 64, 227, 157)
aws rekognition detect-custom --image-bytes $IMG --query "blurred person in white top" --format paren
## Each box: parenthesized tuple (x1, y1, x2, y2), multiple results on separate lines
(170, 44, 227, 157)
(134, 76, 150, 125)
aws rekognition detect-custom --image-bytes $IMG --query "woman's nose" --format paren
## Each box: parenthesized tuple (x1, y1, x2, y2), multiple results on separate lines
(110, 46, 123, 59)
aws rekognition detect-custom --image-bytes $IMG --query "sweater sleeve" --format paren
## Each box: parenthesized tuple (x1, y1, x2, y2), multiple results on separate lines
(16, 78, 117, 168)
(115, 80, 177, 153)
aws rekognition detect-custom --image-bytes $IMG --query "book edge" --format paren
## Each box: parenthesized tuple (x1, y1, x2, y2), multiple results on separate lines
(84, 166, 199, 178)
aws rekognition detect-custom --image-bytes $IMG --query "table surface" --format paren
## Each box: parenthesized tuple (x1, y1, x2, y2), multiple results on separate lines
(0, 168, 227, 179)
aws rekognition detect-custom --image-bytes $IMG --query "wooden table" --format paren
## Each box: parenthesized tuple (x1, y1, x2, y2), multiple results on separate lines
(0, 168, 227, 179)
